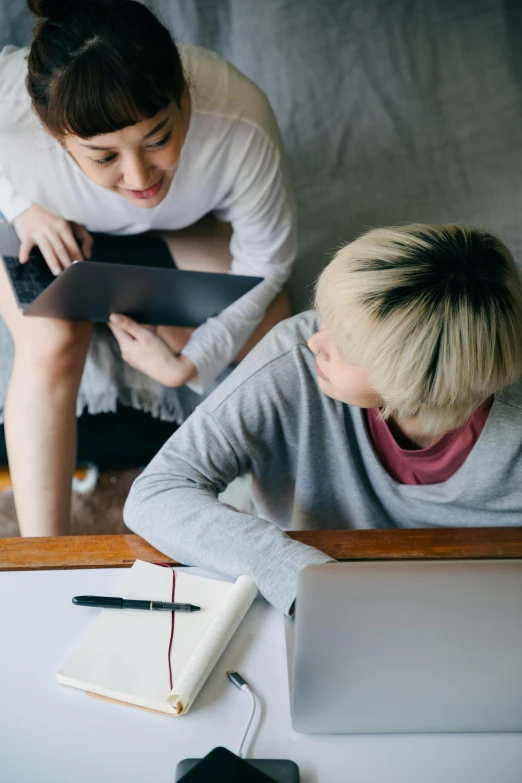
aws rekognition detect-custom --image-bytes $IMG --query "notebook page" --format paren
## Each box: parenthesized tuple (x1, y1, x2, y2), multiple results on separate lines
(57, 561, 176, 711)
(168, 574, 258, 714)
(57, 561, 237, 714)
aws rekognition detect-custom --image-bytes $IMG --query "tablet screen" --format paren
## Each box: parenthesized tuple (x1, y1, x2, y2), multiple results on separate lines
(177, 747, 275, 782)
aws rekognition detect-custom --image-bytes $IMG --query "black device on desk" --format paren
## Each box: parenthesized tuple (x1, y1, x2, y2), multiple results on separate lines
(176, 748, 299, 783)
(0, 223, 263, 326)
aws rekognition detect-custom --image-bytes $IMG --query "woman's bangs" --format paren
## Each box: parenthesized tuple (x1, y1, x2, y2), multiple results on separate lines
(50, 53, 173, 138)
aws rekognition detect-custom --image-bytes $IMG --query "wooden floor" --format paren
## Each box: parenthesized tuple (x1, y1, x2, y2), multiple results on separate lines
(0, 467, 10, 492)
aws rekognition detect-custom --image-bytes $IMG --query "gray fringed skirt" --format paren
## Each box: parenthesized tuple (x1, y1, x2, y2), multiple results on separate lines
(0, 318, 218, 426)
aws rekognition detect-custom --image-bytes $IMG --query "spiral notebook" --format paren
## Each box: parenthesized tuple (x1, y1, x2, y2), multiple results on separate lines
(57, 560, 258, 716)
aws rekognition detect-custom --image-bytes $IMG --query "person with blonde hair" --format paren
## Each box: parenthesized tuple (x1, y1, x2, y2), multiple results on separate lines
(125, 224, 522, 614)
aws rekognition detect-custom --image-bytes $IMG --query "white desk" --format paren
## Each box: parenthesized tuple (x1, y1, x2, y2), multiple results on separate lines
(1, 568, 521, 783)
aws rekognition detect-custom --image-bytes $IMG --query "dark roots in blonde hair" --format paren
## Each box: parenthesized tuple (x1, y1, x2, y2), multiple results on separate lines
(26, 0, 185, 138)
(316, 224, 522, 435)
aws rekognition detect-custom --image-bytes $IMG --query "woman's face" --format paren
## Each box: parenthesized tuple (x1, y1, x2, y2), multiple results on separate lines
(307, 323, 384, 408)
(63, 100, 188, 209)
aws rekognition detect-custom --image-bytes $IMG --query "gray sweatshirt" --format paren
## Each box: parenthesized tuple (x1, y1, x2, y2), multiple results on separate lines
(124, 311, 522, 614)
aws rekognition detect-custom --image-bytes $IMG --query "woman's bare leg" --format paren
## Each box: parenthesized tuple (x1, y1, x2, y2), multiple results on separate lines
(0, 261, 93, 536)
(160, 215, 233, 275)
(157, 217, 291, 358)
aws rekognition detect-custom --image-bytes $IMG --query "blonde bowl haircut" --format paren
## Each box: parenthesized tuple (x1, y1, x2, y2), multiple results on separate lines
(315, 224, 522, 436)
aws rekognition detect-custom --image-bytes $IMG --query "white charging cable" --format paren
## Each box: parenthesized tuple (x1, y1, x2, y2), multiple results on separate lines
(226, 671, 257, 758)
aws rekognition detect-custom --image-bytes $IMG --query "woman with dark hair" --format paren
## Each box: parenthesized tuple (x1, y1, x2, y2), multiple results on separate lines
(0, 0, 295, 535)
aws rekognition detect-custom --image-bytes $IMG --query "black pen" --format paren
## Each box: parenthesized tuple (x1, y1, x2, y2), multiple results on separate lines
(72, 595, 201, 612)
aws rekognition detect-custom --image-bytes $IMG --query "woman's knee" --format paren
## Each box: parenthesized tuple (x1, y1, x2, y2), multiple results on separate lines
(12, 318, 93, 381)
(159, 216, 233, 274)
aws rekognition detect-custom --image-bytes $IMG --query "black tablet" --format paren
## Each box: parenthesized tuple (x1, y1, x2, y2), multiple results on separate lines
(177, 748, 274, 782)
(176, 747, 300, 783)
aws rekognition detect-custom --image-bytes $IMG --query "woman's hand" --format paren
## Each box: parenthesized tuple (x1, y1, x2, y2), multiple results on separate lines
(109, 314, 197, 388)
(13, 204, 93, 276)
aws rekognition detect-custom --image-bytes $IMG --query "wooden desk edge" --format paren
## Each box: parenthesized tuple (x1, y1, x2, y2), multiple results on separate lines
(1, 529, 522, 571)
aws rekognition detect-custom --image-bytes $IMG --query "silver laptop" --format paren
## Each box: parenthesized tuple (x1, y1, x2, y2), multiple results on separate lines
(290, 560, 522, 734)
(0, 222, 262, 326)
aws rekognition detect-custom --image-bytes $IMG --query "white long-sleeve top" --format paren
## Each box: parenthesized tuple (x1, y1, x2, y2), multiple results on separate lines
(0, 44, 296, 392)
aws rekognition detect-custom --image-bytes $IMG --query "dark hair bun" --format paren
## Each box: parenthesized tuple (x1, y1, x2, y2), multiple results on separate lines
(27, 0, 70, 19)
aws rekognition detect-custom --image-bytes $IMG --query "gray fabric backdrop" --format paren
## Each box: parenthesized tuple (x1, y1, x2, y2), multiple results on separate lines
(2, 0, 522, 309)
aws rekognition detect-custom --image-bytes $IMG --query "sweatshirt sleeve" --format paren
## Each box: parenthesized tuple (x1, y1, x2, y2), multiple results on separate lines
(124, 389, 331, 615)
(181, 128, 297, 394)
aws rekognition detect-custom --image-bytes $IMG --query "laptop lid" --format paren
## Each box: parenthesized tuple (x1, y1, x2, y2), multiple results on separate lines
(291, 560, 522, 734)
(24, 260, 262, 326)
(0, 223, 175, 312)
(0, 222, 262, 325)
